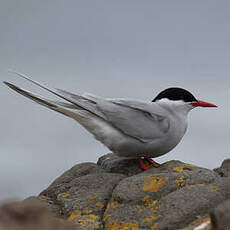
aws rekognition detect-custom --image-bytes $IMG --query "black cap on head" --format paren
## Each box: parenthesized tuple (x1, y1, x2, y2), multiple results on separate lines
(152, 87, 197, 103)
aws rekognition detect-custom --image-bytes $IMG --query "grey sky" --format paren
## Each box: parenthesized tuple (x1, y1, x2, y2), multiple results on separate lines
(1, 0, 230, 201)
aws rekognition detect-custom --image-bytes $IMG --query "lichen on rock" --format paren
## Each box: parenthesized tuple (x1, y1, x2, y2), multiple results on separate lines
(37, 154, 230, 230)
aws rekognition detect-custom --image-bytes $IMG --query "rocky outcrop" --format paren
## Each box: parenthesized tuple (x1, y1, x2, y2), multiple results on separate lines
(35, 154, 230, 230)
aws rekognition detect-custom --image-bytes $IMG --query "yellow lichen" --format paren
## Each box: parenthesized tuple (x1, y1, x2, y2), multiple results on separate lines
(142, 196, 161, 214)
(189, 184, 205, 188)
(83, 209, 93, 215)
(62, 192, 70, 198)
(175, 176, 185, 187)
(135, 205, 143, 215)
(110, 200, 118, 208)
(130, 187, 136, 191)
(77, 215, 100, 229)
(105, 221, 139, 230)
(68, 210, 82, 221)
(103, 214, 111, 222)
(57, 192, 70, 200)
(142, 195, 158, 208)
(89, 195, 99, 200)
(173, 167, 184, 173)
(208, 185, 219, 191)
(185, 163, 197, 168)
(143, 215, 159, 223)
(106, 202, 111, 210)
(151, 223, 158, 230)
(151, 204, 161, 214)
(95, 202, 104, 209)
(143, 176, 168, 192)
(57, 194, 61, 201)
(105, 200, 118, 211)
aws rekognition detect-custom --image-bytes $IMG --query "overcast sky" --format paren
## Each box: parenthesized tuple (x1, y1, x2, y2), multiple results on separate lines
(1, 0, 230, 201)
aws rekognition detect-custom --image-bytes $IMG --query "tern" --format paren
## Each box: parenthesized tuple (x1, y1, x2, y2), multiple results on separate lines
(4, 72, 217, 170)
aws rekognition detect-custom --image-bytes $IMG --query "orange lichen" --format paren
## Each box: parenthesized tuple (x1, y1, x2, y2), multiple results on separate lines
(57, 192, 70, 200)
(106, 200, 118, 211)
(143, 215, 159, 223)
(106, 202, 111, 210)
(189, 184, 205, 188)
(95, 202, 104, 209)
(130, 187, 136, 191)
(135, 205, 143, 215)
(175, 176, 185, 187)
(105, 221, 139, 230)
(185, 163, 197, 168)
(110, 200, 118, 208)
(77, 215, 101, 229)
(83, 209, 93, 215)
(68, 210, 82, 221)
(142, 196, 161, 214)
(142, 195, 159, 209)
(151, 223, 158, 230)
(62, 192, 70, 198)
(143, 176, 168, 192)
(173, 167, 185, 173)
(103, 214, 111, 222)
(208, 185, 219, 191)
(89, 195, 99, 200)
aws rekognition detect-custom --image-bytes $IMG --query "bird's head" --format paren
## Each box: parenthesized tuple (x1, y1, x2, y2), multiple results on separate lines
(152, 87, 217, 113)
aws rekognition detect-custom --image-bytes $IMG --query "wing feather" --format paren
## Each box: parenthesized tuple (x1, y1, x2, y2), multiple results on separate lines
(96, 100, 170, 143)
(7, 71, 170, 143)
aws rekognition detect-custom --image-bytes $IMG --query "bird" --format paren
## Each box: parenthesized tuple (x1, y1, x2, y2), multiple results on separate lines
(4, 72, 217, 170)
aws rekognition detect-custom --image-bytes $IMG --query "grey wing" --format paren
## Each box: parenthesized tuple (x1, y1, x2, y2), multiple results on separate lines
(6, 72, 169, 143)
(7, 71, 107, 119)
(96, 100, 170, 143)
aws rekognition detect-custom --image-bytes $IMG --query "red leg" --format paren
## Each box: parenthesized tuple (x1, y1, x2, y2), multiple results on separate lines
(137, 157, 153, 170)
(144, 157, 160, 167)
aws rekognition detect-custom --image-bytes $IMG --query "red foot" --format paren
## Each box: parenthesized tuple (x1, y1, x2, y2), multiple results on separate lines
(137, 157, 161, 171)
(137, 157, 152, 170)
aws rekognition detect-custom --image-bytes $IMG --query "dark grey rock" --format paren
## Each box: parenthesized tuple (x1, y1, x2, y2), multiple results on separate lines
(39, 161, 125, 229)
(211, 199, 230, 230)
(97, 153, 142, 176)
(104, 184, 223, 230)
(40, 162, 105, 198)
(37, 155, 230, 230)
(156, 184, 224, 230)
(112, 160, 221, 203)
(103, 160, 224, 230)
(57, 173, 126, 218)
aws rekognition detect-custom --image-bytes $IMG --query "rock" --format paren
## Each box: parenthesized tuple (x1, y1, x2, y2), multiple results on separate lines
(214, 159, 230, 177)
(0, 198, 80, 230)
(210, 199, 230, 230)
(40, 161, 125, 229)
(97, 153, 142, 176)
(42, 162, 105, 198)
(103, 160, 225, 230)
(37, 154, 230, 230)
